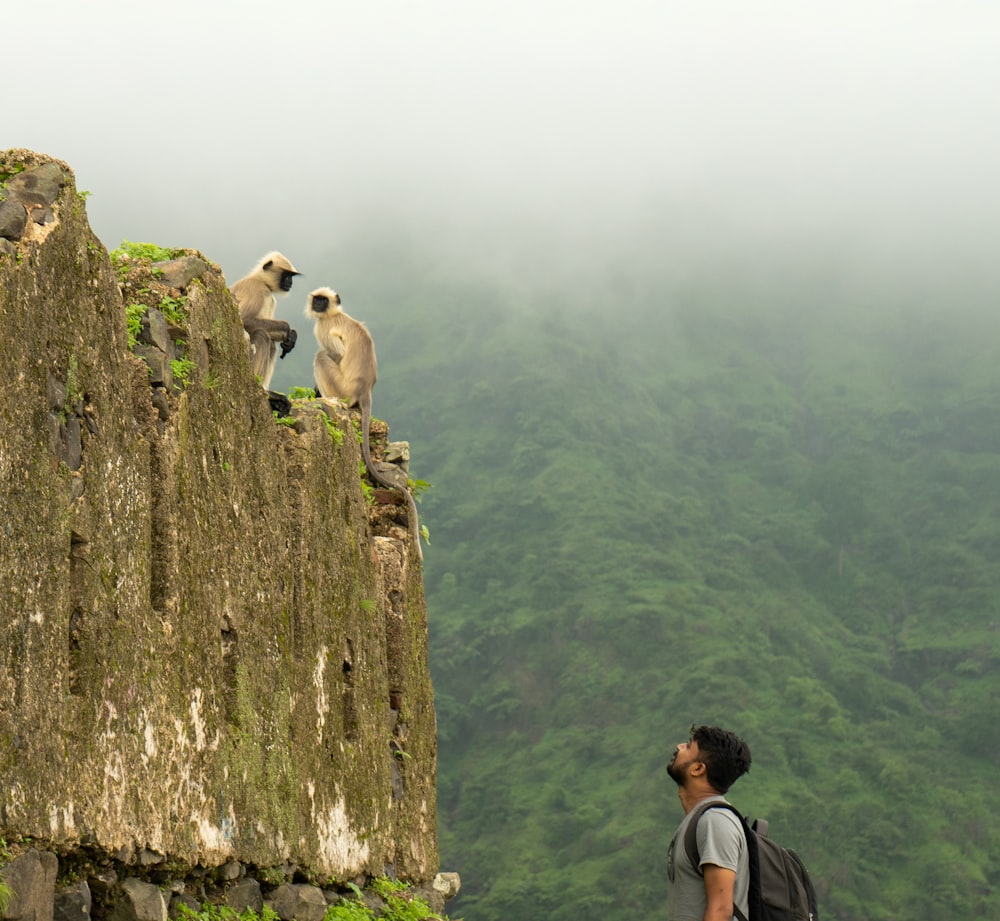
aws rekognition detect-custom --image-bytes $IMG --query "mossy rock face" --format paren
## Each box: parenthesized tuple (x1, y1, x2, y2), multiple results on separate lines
(0, 150, 436, 884)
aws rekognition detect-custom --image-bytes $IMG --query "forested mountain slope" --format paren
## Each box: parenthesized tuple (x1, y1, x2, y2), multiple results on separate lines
(280, 249, 999, 921)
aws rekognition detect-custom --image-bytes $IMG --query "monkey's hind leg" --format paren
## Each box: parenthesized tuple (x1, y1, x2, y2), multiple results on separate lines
(248, 329, 277, 388)
(314, 349, 350, 400)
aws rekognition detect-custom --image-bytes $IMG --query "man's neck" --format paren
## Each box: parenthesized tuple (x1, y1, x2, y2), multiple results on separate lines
(678, 786, 724, 814)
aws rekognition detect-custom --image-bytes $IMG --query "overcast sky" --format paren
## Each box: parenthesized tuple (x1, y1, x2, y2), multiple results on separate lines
(8, 1, 1000, 296)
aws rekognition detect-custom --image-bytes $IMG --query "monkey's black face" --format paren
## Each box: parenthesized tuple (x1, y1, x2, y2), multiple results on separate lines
(279, 271, 297, 292)
(311, 295, 330, 313)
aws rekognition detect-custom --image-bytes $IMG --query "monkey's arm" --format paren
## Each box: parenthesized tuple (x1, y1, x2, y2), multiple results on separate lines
(323, 335, 347, 365)
(243, 317, 293, 340)
(244, 317, 297, 356)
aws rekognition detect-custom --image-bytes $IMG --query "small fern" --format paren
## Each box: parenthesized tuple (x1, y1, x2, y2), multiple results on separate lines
(109, 240, 183, 264)
(321, 412, 344, 446)
(0, 879, 14, 918)
(171, 357, 196, 387)
(125, 303, 146, 349)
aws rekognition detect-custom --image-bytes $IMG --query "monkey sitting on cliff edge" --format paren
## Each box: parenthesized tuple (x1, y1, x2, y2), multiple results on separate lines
(305, 286, 423, 562)
(230, 252, 301, 392)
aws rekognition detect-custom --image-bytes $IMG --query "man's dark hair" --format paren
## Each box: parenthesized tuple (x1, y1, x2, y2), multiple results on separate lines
(690, 724, 752, 793)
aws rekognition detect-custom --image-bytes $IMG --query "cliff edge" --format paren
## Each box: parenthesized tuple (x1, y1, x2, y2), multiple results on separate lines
(0, 150, 437, 891)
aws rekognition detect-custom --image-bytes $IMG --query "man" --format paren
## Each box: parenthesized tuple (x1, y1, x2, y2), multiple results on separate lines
(666, 725, 753, 921)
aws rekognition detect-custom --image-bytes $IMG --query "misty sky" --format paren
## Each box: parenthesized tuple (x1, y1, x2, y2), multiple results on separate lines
(8, 1, 1000, 296)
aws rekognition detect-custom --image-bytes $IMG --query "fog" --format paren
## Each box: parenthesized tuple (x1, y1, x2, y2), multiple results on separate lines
(8, 1, 1000, 297)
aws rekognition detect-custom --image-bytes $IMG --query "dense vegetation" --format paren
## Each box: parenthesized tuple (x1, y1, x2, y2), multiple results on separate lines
(278, 245, 1000, 921)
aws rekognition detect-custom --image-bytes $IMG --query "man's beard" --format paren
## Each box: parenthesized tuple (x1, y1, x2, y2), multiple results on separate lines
(666, 751, 688, 786)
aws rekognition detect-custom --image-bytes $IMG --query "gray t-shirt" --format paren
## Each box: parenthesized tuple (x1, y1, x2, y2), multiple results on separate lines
(666, 796, 750, 921)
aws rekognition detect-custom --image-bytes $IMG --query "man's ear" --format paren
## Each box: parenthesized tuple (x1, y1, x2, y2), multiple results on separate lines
(689, 760, 707, 778)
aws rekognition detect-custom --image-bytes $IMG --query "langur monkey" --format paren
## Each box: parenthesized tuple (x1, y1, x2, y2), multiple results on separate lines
(230, 252, 301, 390)
(306, 287, 423, 561)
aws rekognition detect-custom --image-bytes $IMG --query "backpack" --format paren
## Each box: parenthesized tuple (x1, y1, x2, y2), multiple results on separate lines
(684, 800, 819, 921)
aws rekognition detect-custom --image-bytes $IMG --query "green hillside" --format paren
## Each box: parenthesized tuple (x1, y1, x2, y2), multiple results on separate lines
(280, 248, 1000, 921)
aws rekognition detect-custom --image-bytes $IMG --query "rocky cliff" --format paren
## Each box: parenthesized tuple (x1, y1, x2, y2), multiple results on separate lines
(0, 150, 442, 909)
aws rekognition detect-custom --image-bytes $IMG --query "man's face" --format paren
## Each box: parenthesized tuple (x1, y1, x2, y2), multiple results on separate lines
(666, 739, 701, 786)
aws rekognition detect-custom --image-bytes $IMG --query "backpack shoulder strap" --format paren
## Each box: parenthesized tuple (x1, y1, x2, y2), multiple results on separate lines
(683, 800, 755, 921)
(682, 800, 745, 875)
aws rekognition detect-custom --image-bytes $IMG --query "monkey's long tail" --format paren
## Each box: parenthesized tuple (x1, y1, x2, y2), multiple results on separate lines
(361, 400, 423, 563)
